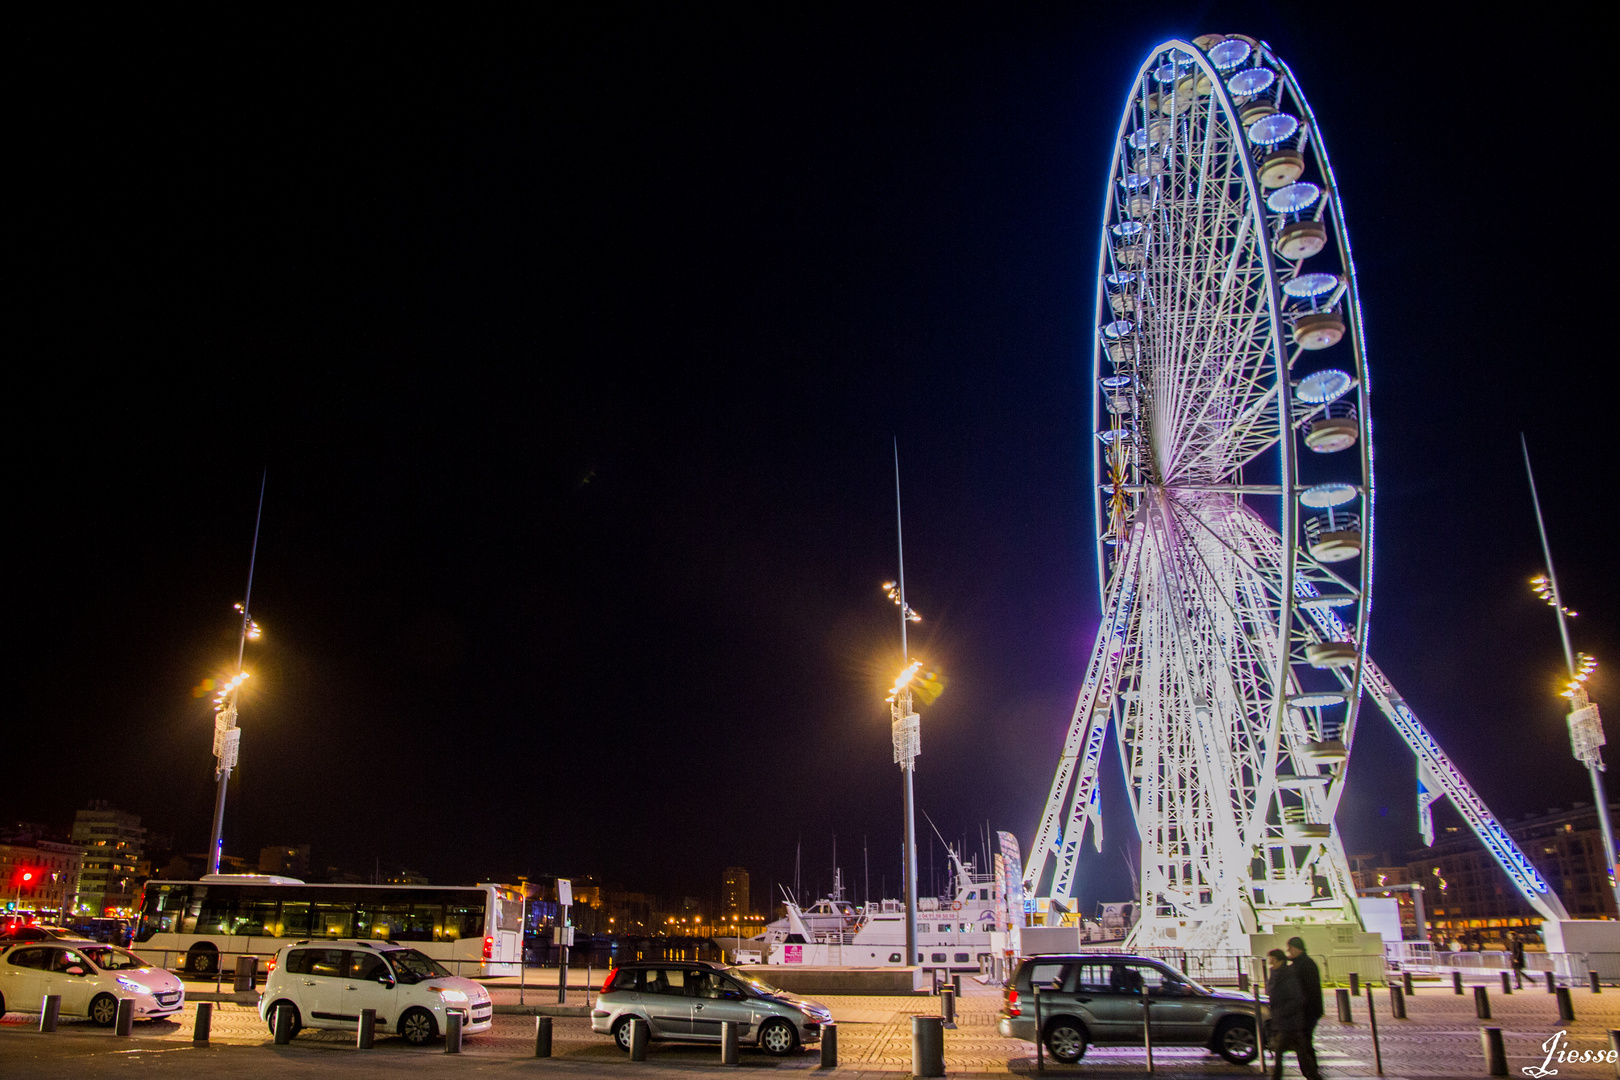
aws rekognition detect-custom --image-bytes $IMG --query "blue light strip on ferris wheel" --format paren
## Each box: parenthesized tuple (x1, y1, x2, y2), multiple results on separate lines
(1292, 577, 1563, 912)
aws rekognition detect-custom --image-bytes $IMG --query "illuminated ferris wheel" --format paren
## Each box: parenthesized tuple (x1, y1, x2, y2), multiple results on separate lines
(1023, 34, 1569, 952)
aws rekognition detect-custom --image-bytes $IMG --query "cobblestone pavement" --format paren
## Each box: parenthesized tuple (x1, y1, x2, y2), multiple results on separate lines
(3, 979, 1617, 1077)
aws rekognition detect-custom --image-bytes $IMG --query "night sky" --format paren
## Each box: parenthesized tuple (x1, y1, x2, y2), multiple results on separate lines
(12, 6, 1613, 914)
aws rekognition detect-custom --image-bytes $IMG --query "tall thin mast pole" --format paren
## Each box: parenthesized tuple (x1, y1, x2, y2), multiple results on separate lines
(1522, 435, 1619, 913)
(894, 440, 919, 972)
(208, 471, 266, 876)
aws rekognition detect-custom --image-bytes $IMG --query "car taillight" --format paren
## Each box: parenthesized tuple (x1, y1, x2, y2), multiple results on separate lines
(600, 967, 619, 994)
(483, 936, 493, 960)
(267, 958, 277, 973)
(1006, 987, 1020, 1016)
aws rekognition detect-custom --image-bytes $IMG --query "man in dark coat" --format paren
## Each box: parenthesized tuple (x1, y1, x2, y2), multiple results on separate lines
(1266, 949, 1321, 1080)
(1287, 937, 1324, 1047)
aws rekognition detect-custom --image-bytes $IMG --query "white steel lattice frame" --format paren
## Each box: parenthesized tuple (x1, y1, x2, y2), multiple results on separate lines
(1024, 37, 1569, 950)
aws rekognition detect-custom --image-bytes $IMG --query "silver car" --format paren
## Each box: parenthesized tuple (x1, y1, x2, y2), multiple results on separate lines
(998, 954, 1260, 1064)
(591, 961, 830, 1056)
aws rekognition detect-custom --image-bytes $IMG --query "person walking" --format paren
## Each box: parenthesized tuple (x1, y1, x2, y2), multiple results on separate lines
(1286, 937, 1324, 1067)
(1265, 950, 1321, 1080)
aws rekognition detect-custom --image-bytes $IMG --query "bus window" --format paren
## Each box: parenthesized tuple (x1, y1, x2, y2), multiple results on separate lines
(445, 899, 484, 941)
(195, 891, 236, 934)
(136, 885, 193, 942)
(236, 899, 278, 936)
(279, 902, 312, 938)
(313, 902, 354, 938)
(496, 895, 522, 933)
(371, 903, 439, 942)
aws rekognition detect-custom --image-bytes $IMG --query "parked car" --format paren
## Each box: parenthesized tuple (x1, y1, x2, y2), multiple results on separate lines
(258, 939, 493, 1045)
(0, 941, 185, 1025)
(591, 960, 830, 1056)
(999, 954, 1260, 1064)
(0, 924, 84, 943)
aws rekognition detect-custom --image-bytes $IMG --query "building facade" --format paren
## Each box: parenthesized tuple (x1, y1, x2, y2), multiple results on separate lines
(258, 844, 311, 878)
(71, 802, 144, 917)
(1, 836, 85, 919)
(722, 866, 750, 918)
(1406, 802, 1617, 947)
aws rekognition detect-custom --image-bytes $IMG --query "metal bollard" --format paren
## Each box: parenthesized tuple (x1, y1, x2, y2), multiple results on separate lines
(274, 1002, 295, 1044)
(194, 1001, 213, 1042)
(1033, 985, 1044, 1073)
(1474, 985, 1491, 1020)
(1480, 1026, 1508, 1077)
(1556, 986, 1575, 1025)
(115, 997, 134, 1036)
(1547, 971, 1557, 994)
(1594, 969, 1603, 994)
(721, 1021, 739, 1066)
(39, 994, 60, 1033)
(534, 1015, 552, 1058)
(953, 974, 962, 998)
(941, 986, 956, 1028)
(1336, 986, 1353, 1023)
(630, 1018, 649, 1061)
(1453, 970, 1464, 994)
(446, 1011, 462, 1053)
(234, 955, 258, 992)
(1501, 971, 1513, 995)
(820, 1022, 838, 1068)
(1609, 1030, 1620, 1077)
(1239, 971, 1250, 994)
(911, 1015, 945, 1078)
(1403, 970, 1413, 995)
(1143, 995, 1154, 1074)
(1389, 985, 1406, 1020)
(1365, 986, 1383, 1077)
(358, 1008, 375, 1049)
(1349, 972, 1360, 996)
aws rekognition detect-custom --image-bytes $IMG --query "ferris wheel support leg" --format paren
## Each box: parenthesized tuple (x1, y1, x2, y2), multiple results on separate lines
(1024, 534, 1141, 906)
(1361, 658, 1571, 923)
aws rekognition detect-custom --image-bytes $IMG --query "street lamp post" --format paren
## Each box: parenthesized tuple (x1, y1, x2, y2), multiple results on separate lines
(886, 444, 922, 972)
(1523, 436, 1620, 915)
(206, 474, 266, 877)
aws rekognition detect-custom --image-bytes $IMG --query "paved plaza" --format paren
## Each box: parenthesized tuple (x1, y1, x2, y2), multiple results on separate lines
(1, 979, 1615, 1078)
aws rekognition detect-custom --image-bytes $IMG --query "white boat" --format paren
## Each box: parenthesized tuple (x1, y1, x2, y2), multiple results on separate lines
(759, 845, 1014, 974)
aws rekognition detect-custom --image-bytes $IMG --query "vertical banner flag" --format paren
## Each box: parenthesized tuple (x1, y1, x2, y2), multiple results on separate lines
(1416, 760, 1443, 847)
(996, 830, 1024, 956)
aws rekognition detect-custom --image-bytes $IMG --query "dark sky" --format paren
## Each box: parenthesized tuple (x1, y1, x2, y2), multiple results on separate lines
(12, 5, 1613, 913)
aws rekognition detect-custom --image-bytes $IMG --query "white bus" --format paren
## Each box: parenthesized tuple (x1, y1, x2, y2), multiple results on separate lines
(133, 875, 524, 976)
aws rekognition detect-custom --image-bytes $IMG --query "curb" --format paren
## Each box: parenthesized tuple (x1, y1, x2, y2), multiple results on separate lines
(494, 1004, 592, 1017)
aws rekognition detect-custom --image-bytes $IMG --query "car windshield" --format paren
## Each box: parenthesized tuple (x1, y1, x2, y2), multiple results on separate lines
(386, 949, 451, 983)
(727, 970, 785, 996)
(82, 947, 149, 971)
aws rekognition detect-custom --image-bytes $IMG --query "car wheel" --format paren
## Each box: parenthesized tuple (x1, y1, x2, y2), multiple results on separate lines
(90, 994, 119, 1027)
(1043, 1018, 1088, 1063)
(187, 949, 217, 974)
(399, 1007, 437, 1046)
(758, 1018, 799, 1056)
(1215, 1018, 1257, 1064)
(265, 1001, 302, 1038)
(612, 1016, 636, 1052)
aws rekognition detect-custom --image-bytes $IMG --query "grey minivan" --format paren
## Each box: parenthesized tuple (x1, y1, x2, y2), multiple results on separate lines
(998, 954, 1260, 1064)
(591, 961, 830, 1056)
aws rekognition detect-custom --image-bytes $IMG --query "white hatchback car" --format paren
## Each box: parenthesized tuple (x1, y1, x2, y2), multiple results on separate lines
(259, 940, 493, 1045)
(0, 940, 184, 1025)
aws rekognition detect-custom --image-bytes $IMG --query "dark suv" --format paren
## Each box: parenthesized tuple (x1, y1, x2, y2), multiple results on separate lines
(999, 954, 1260, 1064)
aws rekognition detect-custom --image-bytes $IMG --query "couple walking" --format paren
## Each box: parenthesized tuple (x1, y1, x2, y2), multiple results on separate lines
(1265, 937, 1323, 1080)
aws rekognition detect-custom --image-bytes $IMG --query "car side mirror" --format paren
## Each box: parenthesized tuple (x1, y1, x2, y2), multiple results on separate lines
(723, 990, 743, 1000)
(66, 966, 87, 976)
(379, 977, 395, 988)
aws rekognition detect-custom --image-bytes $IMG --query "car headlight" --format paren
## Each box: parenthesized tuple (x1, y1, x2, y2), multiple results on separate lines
(435, 989, 469, 1005)
(116, 977, 146, 993)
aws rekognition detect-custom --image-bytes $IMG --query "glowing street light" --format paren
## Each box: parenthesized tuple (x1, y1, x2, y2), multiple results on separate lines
(206, 472, 267, 877)
(1523, 436, 1619, 913)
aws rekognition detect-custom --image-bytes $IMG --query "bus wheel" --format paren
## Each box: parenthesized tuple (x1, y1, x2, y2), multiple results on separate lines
(187, 948, 217, 974)
(399, 1007, 437, 1046)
